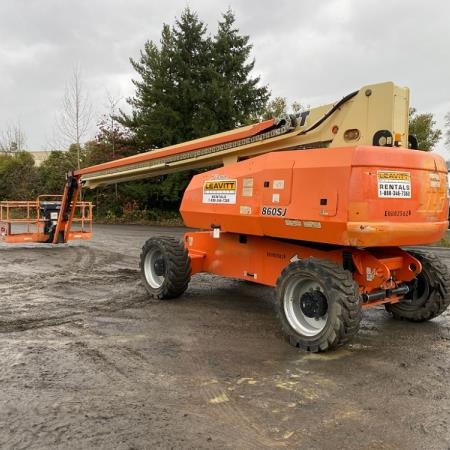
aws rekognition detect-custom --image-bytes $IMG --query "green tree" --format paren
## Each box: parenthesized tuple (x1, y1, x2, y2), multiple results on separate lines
(0, 152, 38, 200)
(211, 9, 269, 129)
(409, 107, 442, 151)
(262, 97, 306, 120)
(37, 150, 78, 195)
(263, 97, 288, 119)
(172, 9, 214, 139)
(86, 117, 134, 167)
(119, 24, 180, 149)
(118, 9, 213, 149)
(118, 7, 268, 148)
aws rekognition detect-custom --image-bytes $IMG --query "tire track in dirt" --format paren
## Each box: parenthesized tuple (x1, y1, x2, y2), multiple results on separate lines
(0, 314, 79, 333)
(68, 340, 130, 380)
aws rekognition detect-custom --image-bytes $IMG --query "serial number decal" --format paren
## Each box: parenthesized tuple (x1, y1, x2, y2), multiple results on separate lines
(377, 171, 411, 198)
(267, 251, 286, 260)
(203, 179, 237, 204)
(261, 206, 287, 217)
(384, 210, 411, 217)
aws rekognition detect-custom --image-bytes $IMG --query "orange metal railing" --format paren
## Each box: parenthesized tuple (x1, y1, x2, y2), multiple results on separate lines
(0, 195, 93, 244)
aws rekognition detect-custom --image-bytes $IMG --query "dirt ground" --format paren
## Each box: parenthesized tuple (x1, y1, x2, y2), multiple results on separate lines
(0, 224, 449, 450)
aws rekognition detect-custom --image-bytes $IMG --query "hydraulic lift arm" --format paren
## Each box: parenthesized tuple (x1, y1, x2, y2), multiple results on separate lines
(76, 82, 410, 189)
(51, 173, 82, 244)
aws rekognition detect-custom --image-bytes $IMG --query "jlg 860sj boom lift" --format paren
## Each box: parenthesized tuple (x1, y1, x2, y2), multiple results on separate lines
(4, 81, 449, 352)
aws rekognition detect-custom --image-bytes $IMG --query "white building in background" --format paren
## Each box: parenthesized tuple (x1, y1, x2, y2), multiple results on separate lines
(28, 151, 51, 167)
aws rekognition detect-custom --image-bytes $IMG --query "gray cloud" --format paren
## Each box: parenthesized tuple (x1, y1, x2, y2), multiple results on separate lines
(1, 0, 449, 155)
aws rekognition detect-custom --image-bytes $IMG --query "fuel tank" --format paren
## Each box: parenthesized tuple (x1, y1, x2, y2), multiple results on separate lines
(180, 146, 449, 247)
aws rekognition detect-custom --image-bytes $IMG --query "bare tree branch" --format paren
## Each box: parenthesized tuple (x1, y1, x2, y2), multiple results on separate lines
(55, 65, 93, 168)
(0, 122, 27, 153)
(104, 90, 124, 158)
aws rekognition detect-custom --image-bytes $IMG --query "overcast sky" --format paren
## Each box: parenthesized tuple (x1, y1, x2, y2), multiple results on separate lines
(1, 0, 449, 156)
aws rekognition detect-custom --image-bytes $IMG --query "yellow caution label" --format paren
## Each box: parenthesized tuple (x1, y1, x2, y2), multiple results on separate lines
(377, 171, 410, 181)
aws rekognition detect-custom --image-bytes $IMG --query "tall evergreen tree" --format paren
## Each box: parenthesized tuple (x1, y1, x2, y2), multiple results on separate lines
(212, 9, 269, 129)
(120, 24, 180, 149)
(171, 9, 214, 139)
(118, 7, 269, 149)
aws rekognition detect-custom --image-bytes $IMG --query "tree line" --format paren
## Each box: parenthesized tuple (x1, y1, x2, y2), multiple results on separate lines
(0, 7, 448, 221)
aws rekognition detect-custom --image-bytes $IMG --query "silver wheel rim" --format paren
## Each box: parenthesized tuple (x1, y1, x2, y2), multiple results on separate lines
(284, 278, 328, 337)
(144, 247, 165, 288)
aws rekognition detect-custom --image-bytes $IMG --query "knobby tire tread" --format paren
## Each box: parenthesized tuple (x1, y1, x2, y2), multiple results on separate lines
(386, 249, 450, 322)
(140, 236, 191, 300)
(276, 258, 362, 352)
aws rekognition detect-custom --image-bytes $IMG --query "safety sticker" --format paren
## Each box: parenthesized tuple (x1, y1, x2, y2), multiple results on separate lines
(377, 171, 411, 198)
(203, 179, 237, 204)
(242, 178, 254, 197)
(429, 173, 441, 188)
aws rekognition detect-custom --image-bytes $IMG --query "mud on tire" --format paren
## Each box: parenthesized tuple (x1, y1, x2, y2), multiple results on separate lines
(140, 236, 191, 299)
(385, 249, 450, 321)
(275, 258, 362, 352)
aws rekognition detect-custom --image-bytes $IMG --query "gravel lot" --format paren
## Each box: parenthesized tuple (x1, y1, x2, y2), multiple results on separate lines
(1, 224, 449, 449)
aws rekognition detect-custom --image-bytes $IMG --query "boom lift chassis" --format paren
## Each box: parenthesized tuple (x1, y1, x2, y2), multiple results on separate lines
(2, 81, 449, 352)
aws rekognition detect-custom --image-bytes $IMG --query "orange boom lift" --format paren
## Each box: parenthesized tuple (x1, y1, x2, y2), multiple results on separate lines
(3, 81, 449, 351)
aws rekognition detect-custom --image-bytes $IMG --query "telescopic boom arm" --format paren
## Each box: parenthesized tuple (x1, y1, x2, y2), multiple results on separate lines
(75, 82, 410, 189)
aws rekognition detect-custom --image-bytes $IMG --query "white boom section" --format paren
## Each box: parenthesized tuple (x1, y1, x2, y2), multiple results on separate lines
(77, 82, 409, 189)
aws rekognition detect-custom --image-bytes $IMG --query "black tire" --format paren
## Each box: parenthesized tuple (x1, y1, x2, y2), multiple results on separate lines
(385, 249, 450, 321)
(275, 258, 362, 352)
(140, 236, 191, 299)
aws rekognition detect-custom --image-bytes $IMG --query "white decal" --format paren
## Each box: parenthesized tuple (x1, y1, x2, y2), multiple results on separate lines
(377, 171, 411, 198)
(203, 179, 237, 204)
(242, 178, 253, 197)
(429, 173, 441, 188)
(303, 221, 322, 229)
(273, 180, 285, 189)
(285, 219, 302, 227)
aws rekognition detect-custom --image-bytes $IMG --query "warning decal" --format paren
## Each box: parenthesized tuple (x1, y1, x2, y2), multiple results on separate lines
(377, 171, 411, 198)
(203, 179, 237, 204)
